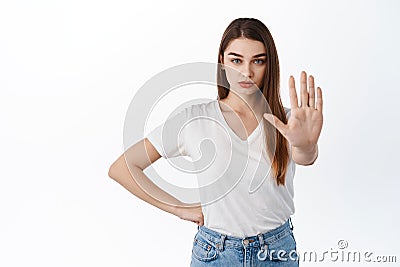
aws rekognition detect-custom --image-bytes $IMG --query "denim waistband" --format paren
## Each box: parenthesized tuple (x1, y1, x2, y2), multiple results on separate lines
(196, 217, 294, 250)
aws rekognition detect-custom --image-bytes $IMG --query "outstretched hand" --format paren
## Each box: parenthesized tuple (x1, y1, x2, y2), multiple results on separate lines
(263, 71, 323, 149)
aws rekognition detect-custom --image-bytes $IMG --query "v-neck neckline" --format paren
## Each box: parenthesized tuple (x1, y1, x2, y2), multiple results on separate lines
(214, 100, 263, 143)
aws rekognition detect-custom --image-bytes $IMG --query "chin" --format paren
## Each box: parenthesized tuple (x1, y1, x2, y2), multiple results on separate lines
(231, 86, 260, 95)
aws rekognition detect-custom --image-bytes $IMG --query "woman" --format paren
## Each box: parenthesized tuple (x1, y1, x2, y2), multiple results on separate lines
(109, 18, 323, 267)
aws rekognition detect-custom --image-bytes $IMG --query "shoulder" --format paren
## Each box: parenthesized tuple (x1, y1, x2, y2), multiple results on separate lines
(159, 100, 216, 127)
(178, 99, 217, 117)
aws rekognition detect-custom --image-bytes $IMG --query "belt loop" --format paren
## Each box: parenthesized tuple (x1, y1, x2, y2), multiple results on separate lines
(217, 234, 226, 252)
(289, 217, 294, 230)
(257, 233, 266, 249)
(257, 233, 268, 261)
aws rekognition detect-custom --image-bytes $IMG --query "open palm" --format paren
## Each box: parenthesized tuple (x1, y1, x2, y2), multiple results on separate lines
(263, 71, 323, 148)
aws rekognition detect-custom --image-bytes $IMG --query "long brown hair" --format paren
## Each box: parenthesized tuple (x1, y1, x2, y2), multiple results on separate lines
(216, 18, 289, 186)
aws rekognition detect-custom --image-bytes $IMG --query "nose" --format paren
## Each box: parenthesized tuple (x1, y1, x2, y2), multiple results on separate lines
(240, 62, 253, 79)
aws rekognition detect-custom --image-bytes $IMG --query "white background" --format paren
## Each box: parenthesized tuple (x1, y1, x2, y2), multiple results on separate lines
(1, 0, 399, 266)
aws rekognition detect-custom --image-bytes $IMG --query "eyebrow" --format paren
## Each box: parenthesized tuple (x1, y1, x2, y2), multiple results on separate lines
(227, 52, 267, 58)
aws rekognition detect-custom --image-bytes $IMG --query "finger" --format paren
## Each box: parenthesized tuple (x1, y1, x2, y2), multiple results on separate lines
(316, 87, 323, 111)
(289, 75, 299, 108)
(300, 71, 308, 107)
(196, 216, 204, 226)
(309, 75, 315, 108)
(263, 113, 287, 137)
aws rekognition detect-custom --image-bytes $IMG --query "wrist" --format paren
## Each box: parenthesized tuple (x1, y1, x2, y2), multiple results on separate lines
(293, 143, 317, 154)
(292, 144, 318, 165)
(170, 201, 193, 216)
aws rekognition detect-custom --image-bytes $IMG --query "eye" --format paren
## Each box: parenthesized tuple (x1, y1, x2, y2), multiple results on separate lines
(254, 59, 265, 65)
(231, 58, 241, 64)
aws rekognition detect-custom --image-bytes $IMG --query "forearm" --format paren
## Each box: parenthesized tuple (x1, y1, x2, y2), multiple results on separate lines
(108, 160, 183, 216)
(292, 144, 318, 165)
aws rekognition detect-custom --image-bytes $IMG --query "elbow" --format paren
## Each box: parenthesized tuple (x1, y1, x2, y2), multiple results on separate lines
(108, 159, 123, 180)
(108, 155, 139, 180)
(108, 154, 126, 180)
(108, 150, 145, 180)
(108, 163, 117, 180)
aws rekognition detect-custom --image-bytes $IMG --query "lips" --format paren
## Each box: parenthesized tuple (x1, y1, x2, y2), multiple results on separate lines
(238, 81, 254, 88)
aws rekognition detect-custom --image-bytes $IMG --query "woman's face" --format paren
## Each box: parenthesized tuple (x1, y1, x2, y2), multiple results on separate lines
(220, 37, 267, 94)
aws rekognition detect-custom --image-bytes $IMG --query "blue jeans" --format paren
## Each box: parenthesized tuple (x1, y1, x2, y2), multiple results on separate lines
(190, 218, 299, 267)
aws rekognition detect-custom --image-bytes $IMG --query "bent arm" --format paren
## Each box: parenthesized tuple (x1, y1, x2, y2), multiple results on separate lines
(108, 138, 186, 216)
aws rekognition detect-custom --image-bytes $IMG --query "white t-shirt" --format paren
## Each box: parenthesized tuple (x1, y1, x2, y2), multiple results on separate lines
(146, 99, 296, 238)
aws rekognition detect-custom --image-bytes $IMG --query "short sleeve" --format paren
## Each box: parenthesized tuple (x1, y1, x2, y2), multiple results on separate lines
(145, 108, 189, 158)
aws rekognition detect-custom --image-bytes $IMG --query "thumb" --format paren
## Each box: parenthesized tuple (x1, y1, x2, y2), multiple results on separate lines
(263, 113, 287, 136)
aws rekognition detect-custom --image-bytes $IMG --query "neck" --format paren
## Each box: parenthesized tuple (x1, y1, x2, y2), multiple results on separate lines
(221, 91, 263, 115)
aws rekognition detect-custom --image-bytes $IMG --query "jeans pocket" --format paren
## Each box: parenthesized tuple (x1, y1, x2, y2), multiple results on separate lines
(267, 231, 298, 263)
(191, 232, 219, 262)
